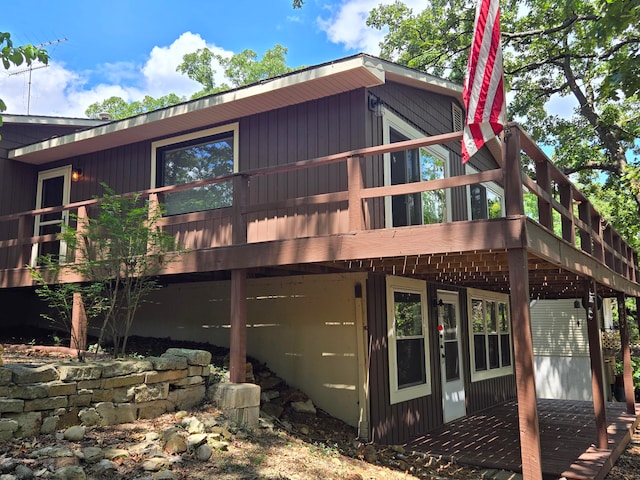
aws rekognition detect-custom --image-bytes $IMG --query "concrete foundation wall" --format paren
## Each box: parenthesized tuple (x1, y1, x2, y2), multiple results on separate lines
(134, 273, 367, 427)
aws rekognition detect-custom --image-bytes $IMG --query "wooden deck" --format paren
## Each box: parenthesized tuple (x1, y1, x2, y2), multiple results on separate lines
(405, 399, 640, 480)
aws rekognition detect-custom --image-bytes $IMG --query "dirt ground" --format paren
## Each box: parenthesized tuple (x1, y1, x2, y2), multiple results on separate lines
(0, 331, 638, 479)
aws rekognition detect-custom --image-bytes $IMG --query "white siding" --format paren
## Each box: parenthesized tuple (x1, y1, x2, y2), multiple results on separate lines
(134, 273, 367, 427)
(530, 299, 588, 357)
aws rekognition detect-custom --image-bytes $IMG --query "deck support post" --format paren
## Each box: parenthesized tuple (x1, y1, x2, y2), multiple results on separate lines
(503, 125, 543, 480)
(229, 268, 248, 383)
(585, 280, 608, 449)
(70, 292, 87, 352)
(508, 248, 543, 479)
(617, 293, 635, 414)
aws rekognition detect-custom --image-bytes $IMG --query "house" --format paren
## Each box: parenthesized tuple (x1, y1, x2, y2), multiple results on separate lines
(1, 54, 638, 479)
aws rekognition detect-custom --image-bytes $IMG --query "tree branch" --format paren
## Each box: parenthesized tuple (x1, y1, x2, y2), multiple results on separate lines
(502, 14, 600, 41)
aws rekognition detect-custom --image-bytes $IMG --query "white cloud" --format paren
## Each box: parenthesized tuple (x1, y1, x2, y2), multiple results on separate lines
(317, 0, 428, 53)
(141, 32, 231, 99)
(0, 32, 233, 118)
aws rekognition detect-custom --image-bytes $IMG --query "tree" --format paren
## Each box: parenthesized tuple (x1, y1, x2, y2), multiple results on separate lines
(87, 45, 295, 120)
(177, 44, 295, 98)
(366, 0, 640, 248)
(33, 186, 181, 357)
(85, 93, 184, 120)
(0, 33, 48, 129)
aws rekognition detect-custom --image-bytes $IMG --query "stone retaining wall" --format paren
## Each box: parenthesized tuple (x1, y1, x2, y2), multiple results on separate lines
(0, 348, 212, 439)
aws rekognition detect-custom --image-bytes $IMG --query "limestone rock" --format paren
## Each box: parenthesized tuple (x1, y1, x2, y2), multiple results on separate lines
(148, 355, 187, 371)
(81, 447, 103, 463)
(14, 464, 34, 479)
(196, 443, 212, 461)
(185, 433, 207, 449)
(56, 364, 102, 382)
(290, 399, 316, 414)
(8, 364, 59, 385)
(101, 448, 129, 460)
(63, 425, 85, 442)
(142, 457, 169, 472)
(164, 348, 211, 366)
(78, 408, 100, 426)
(164, 433, 187, 454)
(153, 471, 178, 480)
(92, 459, 118, 475)
(52, 466, 86, 480)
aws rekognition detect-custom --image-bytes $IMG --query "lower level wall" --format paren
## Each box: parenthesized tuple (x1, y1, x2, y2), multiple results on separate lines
(534, 356, 593, 401)
(0, 348, 211, 439)
(134, 272, 368, 427)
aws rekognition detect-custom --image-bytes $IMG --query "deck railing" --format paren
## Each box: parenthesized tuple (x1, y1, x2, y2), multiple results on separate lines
(0, 124, 637, 285)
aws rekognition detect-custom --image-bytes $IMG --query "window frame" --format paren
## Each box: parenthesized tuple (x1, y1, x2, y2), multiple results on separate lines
(386, 275, 432, 404)
(465, 164, 505, 220)
(467, 287, 513, 382)
(150, 123, 240, 214)
(382, 111, 451, 228)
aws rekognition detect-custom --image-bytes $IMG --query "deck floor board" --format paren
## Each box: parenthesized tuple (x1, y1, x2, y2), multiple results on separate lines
(405, 399, 639, 479)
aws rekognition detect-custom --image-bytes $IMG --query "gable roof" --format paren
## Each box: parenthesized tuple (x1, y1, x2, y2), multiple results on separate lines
(9, 54, 462, 165)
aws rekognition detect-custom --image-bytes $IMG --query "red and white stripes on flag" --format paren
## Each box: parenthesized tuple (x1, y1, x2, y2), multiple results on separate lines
(461, 0, 506, 163)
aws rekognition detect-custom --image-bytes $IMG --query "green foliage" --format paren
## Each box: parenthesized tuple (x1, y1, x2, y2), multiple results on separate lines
(29, 257, 107, 359)
(0, 32, 49, 131)
(367, 0, 640, 249)
(178, 44, 295, 98)
(33, 185, 182, 357)
(85, 93, 184, 120)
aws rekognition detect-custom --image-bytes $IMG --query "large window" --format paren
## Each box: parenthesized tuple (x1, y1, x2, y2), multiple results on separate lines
(383, 112, 451, 227)
(467, 288, 513, 381)
(151, 124, 239, 216)
(466, 164, 504, 220)
(386, 276, 432, 404)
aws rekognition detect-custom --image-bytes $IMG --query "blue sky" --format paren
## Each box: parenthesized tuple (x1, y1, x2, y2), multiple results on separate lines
(1, 0, 427, 117)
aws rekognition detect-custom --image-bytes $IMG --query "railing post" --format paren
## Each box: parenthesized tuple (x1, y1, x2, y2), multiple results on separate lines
(578, 202, 592, 255)
(558, 183, 575, 245)
(17, 214, 32, 268)
(503, 125, 543, 480)
(535, 159, 553, 229)
(75, 206, 88, 264)
(232, 175, 249, 244)
(347, 156, 365, 231)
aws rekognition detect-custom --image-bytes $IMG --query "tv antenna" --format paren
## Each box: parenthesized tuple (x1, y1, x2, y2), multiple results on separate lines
(8, 37, 68, 114)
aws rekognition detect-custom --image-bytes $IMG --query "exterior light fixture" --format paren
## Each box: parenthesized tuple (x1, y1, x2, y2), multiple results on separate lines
(368, 95, 384, 117)
(72, 168, 83, 182)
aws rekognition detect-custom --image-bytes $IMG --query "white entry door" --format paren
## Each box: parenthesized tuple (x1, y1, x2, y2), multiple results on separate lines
(437, 290, 466, 422)
(31, 166, 72, 265)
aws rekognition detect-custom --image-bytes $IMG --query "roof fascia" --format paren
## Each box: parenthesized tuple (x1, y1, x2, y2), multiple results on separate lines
(1, 114, 105, 128)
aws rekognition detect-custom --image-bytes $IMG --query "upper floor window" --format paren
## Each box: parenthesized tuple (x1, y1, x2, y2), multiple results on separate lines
(151, 124, 239, 216)
(465, 164, 504, 220)
(383, 112, 451, 227)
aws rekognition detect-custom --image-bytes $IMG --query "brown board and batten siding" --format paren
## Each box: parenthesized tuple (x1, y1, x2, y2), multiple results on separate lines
(0, 122, 89, 269)
(368, 273, 443, 445)
(368, 275, 517, 445)
(242, 89, 366, 242)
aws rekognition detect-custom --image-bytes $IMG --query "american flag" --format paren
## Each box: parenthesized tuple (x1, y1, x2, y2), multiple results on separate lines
(461, 0, 506, 163)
